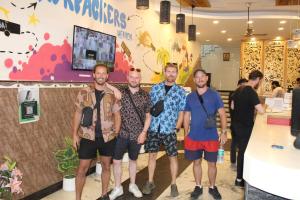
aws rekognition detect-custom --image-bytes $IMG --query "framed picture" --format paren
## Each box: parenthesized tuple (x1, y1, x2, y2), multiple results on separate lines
(223, 52, 230, 61)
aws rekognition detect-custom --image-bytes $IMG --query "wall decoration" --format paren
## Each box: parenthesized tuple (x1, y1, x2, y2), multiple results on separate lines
(263, 41, 285, 93)
(0, 1, 200, 84)
(286, 48, 300, 89)
(241, 40, 300, 94)
(223, 52, 230, 61)
(18, 87, 40, 124)
(240, 41, 263, 80)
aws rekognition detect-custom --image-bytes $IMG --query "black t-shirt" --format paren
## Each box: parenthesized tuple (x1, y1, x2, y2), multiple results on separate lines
(164, 85, 173, 94)
(232, 86, 260, 127)
(95, 89, 104, 137)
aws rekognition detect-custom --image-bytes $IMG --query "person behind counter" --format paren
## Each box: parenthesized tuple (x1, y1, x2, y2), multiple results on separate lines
(271, 81, 284, 98)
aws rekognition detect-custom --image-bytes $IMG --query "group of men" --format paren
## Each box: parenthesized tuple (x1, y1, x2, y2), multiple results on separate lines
(72, 62, 266, 200)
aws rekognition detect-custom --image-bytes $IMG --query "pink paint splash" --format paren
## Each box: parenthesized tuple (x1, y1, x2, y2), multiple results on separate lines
(4, 59, 13, 68)
(9, 40, 72, 80)
(44, 33, 50, 40)
(9, 39, 133, 82)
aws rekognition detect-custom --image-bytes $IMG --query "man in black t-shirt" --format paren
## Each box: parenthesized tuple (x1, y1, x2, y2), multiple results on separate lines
(229, 78, 248, 164)
(231, 70, 265, 187)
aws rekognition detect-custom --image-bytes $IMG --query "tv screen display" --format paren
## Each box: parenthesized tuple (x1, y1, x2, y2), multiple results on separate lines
(72, 25, 116, 71)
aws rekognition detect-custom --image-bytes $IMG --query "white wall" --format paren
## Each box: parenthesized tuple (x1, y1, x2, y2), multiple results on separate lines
(201, 44, 240, 90)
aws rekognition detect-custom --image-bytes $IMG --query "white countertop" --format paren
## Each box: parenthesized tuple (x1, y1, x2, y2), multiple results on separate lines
(244, 111, 300, 200)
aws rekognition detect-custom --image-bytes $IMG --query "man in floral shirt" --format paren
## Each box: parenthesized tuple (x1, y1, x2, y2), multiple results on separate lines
(72, 64, 121, 200)
(142, 63, 187, 197)
(109, 67, 151, 200)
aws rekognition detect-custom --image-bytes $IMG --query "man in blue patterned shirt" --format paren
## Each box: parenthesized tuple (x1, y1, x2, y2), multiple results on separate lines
(142, 63, 187, 197)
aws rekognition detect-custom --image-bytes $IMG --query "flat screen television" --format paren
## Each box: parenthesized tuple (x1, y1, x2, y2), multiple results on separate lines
(72, 25, 116, 71)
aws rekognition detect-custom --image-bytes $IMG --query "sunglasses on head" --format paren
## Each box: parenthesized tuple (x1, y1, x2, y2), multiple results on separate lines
(130, 67, 141, 72)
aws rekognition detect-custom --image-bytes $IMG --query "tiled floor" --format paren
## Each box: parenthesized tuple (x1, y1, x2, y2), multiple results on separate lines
(42, 151, 243, 200)
(43, 130, 243, 200)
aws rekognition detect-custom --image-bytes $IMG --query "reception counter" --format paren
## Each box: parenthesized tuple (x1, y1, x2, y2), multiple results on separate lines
(244, 112, 300, 200)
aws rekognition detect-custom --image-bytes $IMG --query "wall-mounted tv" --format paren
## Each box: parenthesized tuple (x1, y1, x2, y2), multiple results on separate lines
(72, 25, 116, 71)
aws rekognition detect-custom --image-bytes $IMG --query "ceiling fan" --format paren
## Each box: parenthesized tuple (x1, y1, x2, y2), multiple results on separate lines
(243, 3, 267, 37)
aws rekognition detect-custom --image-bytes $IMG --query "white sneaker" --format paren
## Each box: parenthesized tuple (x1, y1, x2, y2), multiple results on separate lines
(109, 186, 123, 200)
(129, 183, 143, 198)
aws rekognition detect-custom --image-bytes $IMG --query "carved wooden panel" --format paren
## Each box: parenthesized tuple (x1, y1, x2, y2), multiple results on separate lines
(176, 0, 211, 7)
(240, 41, 264, 80)
(263, 41, 285, 93)
(286, 48, 300, 89)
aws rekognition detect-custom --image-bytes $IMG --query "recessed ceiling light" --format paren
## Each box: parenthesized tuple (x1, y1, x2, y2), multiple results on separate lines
(221, 30, 226, 34)
(196, 32, 200, 35)
(247, 20, 253, 24)
(227, 38, 232, 41)
(206, 39, 210, 42)
(278, 27, 284, 31)
(280, 20, 286, 24)
(213, 20, 219, 24)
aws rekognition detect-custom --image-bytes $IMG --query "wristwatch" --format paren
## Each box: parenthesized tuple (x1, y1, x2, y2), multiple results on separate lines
(175, 128, 180, 133)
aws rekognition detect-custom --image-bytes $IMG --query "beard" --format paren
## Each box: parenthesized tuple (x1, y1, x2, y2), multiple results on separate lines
(129, 82, 140, 88)
(94, 77, 106, 85)
(196, 83, 207, 88)
(166, 76, 176, 83)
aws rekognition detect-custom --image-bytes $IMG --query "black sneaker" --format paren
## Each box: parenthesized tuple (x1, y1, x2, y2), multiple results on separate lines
(190, 186, 203, 199)
(235, 179, 245, 187)
(99, 194, 110, 200)
(208, 186, 222, 200)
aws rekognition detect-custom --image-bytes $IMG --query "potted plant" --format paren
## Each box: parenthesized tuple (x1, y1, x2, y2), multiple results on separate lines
(0, 156, 23, 200)
(54, 137, 79, 192)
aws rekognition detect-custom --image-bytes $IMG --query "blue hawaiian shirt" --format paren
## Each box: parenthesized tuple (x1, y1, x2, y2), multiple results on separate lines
(149, 82, 187, 134)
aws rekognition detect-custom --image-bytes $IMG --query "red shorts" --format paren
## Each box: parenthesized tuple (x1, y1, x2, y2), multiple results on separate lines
(184, 136, 219, 162)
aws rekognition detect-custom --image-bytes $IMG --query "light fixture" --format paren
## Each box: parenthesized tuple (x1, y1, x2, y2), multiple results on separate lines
(275, 36, 282, 40)
(278, 27, 284, 31)
(136, 0, 149, 9)
(280, 20, 287, 24)
(213, 20, 219, 24)
(160, 1, 170, 24)
(250, 37, 256, 41)
(196, 32, 201, 35)
(247, 20, 253, 24)
(227, 38, 232, 41)
(221, 30, 226, 34)
(206, 39, 210, 42)
(188, 6, 196, 41)
(176, 0, 185, 33)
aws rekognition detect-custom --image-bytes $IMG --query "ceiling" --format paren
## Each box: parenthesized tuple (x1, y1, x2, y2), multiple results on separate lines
(151, 0, 300, 45)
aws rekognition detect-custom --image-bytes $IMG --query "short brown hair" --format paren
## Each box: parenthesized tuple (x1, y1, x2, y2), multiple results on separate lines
(93, 64, 108, 73)
(164, 62, 178, 72)
(248, 70, 263, 80)
(193, 68, 207, 77)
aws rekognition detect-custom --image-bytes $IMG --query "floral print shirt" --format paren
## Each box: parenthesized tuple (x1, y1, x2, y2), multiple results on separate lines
(75, 84, 121, 142)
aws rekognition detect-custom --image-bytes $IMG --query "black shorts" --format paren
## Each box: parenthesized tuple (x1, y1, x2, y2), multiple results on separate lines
(145, 131, 177, 157)
(113, 137, 141, 161)
(78, 137, 117, 159)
